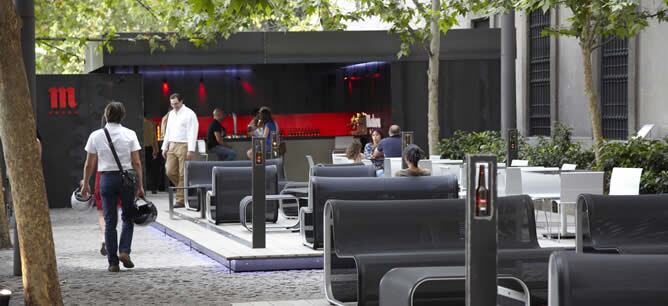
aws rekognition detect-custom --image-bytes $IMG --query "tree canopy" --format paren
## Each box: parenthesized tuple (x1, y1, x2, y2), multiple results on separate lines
(35, 0, 356, 74)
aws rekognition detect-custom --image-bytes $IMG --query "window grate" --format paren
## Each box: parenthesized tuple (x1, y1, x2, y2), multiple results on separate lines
(528, 10, 551, 136)
(600, 37, 628, 140)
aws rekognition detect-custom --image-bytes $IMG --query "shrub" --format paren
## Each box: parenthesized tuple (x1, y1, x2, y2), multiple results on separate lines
(597, 137, 668, 194)
(439, 130, 507, 162)
(439, 125, 668, 194)
(521, 123, 594, 169)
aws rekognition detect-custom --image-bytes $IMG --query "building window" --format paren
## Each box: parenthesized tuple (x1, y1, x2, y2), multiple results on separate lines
(600, 37, 629, 139)
(527, 10, 551, 136)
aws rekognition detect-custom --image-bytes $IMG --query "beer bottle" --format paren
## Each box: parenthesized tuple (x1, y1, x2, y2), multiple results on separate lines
(475, 164, 489, 217)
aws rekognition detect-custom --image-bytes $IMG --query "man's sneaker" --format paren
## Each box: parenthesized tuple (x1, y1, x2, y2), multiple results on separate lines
(119, 253, 135, 269)
(108, 265, 120, 272)
(100, 242, 107, 256)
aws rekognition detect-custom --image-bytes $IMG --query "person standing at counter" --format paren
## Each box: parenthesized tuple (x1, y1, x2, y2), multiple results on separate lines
(246, 106, 279, 159)
(207, 108, 236, 161)
(161, 93, 198, 208)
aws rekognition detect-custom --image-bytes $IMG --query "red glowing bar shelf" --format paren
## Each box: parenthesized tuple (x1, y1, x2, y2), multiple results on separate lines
(151, 112, 360, 139)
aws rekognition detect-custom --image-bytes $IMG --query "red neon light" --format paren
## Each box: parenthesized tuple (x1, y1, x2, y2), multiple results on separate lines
(241, 81, 254, 95)
(198, 79, 207, 104)
(162, 81, 169, 96)
(348, 76, 362, 81)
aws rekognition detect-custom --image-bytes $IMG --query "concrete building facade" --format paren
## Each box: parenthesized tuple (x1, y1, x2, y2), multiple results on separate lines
(459, 0, 668, 142)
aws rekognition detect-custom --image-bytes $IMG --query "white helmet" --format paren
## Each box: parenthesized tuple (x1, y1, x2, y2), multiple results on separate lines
(71, 187, 93, 211)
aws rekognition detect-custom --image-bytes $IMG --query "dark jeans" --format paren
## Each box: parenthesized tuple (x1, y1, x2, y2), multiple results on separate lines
(210, 145, 236, 161)
(100, 172, 136, 266)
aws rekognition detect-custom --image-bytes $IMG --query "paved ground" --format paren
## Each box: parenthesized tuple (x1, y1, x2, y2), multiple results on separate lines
(0, 209, 324, 305)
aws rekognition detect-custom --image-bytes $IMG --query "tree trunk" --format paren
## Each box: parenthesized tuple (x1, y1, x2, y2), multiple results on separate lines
(0, 164, 11, 249)
(0, 1, 63, 305)
(427, 0, 441, 155)
(581, 45, 603, 165)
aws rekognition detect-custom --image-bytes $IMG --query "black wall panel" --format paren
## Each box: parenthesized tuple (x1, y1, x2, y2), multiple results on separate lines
(36, 75, 143, 208)
(140, 63, 391, 119)
(392, 59, 501, 150)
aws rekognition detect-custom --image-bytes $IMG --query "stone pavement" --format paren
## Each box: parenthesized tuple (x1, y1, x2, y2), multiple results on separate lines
(0, 209, 324, 305)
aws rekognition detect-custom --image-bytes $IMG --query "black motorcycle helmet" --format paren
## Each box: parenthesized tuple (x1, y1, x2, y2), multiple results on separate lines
(134, 196, 157, 226)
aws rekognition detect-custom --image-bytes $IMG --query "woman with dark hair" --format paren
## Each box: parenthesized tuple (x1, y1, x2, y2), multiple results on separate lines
(364, 129, 384, 169)
(395, 144, 431, 177)
(246, 106, 279, 159)
(80, 101, 144, 272)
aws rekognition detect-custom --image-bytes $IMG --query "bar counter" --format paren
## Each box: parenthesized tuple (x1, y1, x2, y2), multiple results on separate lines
(222, 136, 338, 182)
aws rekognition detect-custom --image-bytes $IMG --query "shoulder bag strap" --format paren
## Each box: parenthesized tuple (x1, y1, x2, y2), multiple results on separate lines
(103, 128, 125, 172)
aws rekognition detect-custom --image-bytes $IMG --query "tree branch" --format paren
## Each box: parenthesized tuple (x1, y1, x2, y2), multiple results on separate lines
(407, 0, 433, 56)
(591, 35, 616, 51)
(411, 0, 428, 16)
(37, 41, 82, 59)
(135, 0, 160, 20)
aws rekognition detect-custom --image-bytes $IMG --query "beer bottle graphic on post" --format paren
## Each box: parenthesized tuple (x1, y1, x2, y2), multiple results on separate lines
(475, 164, 489, 217)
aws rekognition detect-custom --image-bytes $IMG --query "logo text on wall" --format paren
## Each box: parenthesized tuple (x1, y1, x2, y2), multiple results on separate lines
(48, 87, 78, 115)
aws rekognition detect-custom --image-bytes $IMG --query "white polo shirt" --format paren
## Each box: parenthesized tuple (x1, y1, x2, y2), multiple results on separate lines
(161, 105, 199, 152)
(85, 123, 141, 171)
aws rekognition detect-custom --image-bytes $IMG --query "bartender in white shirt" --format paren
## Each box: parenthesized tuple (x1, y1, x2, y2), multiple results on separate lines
(161, 93, 199, 207)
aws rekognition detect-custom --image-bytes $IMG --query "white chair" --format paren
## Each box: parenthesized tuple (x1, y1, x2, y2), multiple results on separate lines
(549, 171, 604, 239)
(511, 159, 529, 167)
(333, 136, 354, 153)
(332, 155, 354, 165)
(561, 164, 577, 171)
(305, 155, 315, 169)
(504, 167, 523, 195)
(193, 140, 209, 161)
(436, 165, 462, 181)
(384, 158, 403, 177)
(417, 160, 432, 173)
(429, 155, 442, 160)
(331, 153, 347, 164)
(609, 167, 643, 195)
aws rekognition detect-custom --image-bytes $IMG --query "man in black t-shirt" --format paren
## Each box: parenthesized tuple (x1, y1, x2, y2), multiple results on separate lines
(206, 108, 236, 161)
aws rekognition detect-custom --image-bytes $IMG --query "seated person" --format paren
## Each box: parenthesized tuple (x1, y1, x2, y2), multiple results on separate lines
(395, 144, 431, 177)
(345, 140, 364, 163)
(364, 129, 384, 170)
(207, 108, 236, 160)
(372, 125, 402, 159)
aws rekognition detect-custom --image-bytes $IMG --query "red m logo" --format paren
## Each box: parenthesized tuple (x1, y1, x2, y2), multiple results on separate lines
(48, 87, 77, 110)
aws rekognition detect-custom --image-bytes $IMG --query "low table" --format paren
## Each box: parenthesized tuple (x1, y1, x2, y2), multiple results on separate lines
(378, 266, 530, 306)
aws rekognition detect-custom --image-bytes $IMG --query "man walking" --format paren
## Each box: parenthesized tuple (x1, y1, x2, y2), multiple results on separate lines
(161, 93, 199, 208)
(206, 108, 236, 161)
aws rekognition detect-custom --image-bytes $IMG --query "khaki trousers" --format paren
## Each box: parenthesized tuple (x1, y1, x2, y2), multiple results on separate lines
(165, 143, 188, 204)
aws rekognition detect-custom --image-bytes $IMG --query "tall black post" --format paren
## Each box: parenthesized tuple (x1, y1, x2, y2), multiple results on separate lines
(501, 11, 517, 138)
(400, 131, 414, 169)
(465, 155, 497, 306)
(251, 137, 266, 249)
(506, 129, 519, 166)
